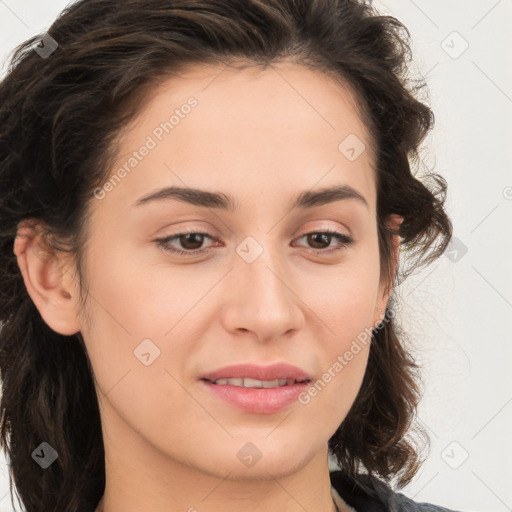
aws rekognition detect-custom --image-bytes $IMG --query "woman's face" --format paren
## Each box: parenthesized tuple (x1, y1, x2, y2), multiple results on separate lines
(78, 62, 389, 480)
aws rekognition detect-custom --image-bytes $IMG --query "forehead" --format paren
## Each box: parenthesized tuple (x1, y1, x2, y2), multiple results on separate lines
(135, 61, 374, 157)
(95, 61, 377, 215)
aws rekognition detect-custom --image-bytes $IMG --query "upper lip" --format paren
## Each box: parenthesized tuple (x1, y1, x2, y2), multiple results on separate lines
(201, 363, 310, 382)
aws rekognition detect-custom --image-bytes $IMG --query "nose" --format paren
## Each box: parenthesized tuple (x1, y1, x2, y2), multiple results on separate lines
(220, 240, 304, 343)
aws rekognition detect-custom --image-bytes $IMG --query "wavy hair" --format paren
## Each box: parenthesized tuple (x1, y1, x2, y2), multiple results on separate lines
(0, 0, 452, 510)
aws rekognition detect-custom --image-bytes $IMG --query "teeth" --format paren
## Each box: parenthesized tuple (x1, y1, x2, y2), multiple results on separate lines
(213, 377, 298, 388)
(244, 377, 268, 388)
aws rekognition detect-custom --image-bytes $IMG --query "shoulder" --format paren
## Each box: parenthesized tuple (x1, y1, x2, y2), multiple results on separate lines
(329, 470, 461, 512)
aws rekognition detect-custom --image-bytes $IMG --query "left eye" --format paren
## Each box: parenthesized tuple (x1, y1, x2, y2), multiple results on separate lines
(155, 230, 353, 256)
(156, 232, 216, 255)
(295, 231, 353, 253)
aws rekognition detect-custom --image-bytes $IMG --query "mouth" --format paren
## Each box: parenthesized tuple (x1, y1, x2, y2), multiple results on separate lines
(200, 363, 312, 414)
(205, 377, 310, 388)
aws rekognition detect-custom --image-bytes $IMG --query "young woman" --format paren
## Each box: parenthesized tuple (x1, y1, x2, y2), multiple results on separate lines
(0, 1, 455, 511)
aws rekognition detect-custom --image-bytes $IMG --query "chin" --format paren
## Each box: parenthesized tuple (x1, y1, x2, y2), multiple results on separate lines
(217, 456, 313, 482)
(195, 435, 321, 481)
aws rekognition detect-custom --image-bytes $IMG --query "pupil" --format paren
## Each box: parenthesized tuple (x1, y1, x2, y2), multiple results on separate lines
(308, 233, 330, 249)
(181, 233, 203, 250)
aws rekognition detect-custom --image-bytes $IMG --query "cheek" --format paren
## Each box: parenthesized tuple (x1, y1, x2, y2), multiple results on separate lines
(292, 250, 380, 419)
(82, 243, 199, 338)
(304, 248, 381, 336)
(76, 242, 184, 394)
(315, 276, 375, 390)
(78, 253, 205, 438)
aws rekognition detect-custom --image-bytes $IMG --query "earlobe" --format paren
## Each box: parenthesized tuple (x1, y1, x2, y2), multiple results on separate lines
(13, 220, 81, 336)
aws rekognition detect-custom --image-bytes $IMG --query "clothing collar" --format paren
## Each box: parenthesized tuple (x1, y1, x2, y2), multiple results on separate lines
(330, 469, 389, 512)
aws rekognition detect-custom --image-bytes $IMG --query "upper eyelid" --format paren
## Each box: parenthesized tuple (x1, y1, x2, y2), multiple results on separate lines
(159, 227, 351, 240)
(158, 220, 352, 238)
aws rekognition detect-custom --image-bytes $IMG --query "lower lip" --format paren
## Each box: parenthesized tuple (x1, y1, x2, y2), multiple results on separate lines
(201, 380, 309, 414)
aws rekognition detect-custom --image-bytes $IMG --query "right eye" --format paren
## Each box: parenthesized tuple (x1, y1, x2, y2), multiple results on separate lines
(293, 230, 353, 255)
(155, 231, 219, 256)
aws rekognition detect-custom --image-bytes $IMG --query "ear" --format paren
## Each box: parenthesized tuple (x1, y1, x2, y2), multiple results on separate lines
(13, 219, 81, 336)
(373, 214, 402, 325)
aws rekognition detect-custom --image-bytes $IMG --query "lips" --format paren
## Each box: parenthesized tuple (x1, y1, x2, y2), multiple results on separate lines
(201, 362, 310, 383)
(200, 363, 311, 414)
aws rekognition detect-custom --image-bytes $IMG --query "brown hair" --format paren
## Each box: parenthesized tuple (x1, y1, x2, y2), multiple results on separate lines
(0, 0, 452, 510)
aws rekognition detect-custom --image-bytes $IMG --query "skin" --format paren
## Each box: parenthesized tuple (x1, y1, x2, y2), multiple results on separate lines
(15, 62, 398, 512)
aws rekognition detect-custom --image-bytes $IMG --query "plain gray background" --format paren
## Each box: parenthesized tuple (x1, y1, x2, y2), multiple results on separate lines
(1, 1, 511, 511)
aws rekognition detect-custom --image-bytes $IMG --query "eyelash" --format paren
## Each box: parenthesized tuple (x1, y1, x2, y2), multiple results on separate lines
(155, 229, 353, 256)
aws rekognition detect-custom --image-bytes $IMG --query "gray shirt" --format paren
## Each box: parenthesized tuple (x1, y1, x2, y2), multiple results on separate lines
(330, 470, 460, 512)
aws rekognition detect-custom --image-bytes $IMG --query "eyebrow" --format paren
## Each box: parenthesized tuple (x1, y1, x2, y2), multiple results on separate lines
(135, 184, 368, 210)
